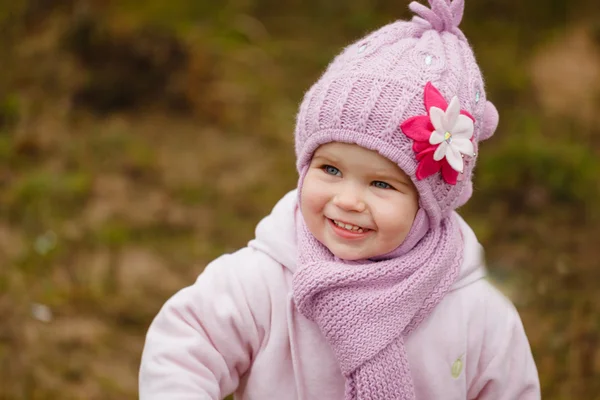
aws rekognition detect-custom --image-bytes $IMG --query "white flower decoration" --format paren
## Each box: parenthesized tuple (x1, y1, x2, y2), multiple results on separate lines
(428, 96, 475, 173)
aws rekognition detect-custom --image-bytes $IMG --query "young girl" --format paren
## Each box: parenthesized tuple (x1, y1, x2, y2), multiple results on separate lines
(139, 0, 540, 398)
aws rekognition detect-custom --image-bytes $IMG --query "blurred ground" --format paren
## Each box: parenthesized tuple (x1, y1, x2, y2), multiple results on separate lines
(0, 0, 599, 399)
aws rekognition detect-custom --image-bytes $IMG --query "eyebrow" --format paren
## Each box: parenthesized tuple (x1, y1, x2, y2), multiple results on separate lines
(311, 153, 338, 164)
(372, 171, 413, 187)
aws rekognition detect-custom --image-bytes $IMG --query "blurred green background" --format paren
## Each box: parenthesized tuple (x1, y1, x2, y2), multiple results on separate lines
(0, 0, 599, 399)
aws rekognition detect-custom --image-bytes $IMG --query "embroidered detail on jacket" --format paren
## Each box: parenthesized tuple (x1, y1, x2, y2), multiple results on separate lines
(451, 356, 464, 379)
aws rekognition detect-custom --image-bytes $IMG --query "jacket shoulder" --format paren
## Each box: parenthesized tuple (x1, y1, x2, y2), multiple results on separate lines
(200, 246, 292, 296)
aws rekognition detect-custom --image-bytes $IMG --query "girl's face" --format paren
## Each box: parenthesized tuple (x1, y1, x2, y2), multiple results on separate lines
(301, 142, 419, 261)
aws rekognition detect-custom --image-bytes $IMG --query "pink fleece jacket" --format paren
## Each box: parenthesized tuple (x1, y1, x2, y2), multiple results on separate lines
(139, 190, 540, 399)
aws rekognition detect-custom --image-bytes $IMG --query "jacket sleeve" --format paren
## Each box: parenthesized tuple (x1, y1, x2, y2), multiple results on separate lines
(139, 248, 273, 400)
(467, 283, 541, 400)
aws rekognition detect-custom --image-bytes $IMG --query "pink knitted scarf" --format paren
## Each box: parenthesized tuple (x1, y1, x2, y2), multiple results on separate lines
(292, 213, 462, 399)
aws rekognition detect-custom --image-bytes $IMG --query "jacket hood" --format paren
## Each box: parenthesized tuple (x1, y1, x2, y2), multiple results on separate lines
(248, 190, 486, 291)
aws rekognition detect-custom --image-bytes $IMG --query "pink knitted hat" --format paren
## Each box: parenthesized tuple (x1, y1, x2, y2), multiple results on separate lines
(294, 0, 499, 229)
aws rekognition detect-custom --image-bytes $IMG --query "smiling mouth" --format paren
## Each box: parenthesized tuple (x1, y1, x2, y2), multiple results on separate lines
(330, 219, 369, 233)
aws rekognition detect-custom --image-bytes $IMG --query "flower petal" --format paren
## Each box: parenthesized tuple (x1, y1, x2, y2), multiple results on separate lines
(444, 96, 460, 130)
(445, 145, 464, 172)
(413, 140, 432, 155)
(429, 130, 445, 145)
(433, 141, 448, 161)
(416, 151, 442, 180)
(429, 107, 446, 134)
(452, 138, 475, 156)
(424, 82, 448, 112)
(401, 115, 434, 142)
(441, 161, 459, 185)
(452, 114, 474, 139)
(416, 145, 435, 161)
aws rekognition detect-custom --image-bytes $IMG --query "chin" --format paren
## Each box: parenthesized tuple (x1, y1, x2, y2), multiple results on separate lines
(335, 254, 363, 261)
(329, 246, 371, 261)
(330, 242, 402, 261)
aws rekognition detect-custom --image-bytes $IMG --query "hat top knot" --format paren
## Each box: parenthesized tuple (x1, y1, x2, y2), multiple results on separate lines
(409, 0, 466, 40)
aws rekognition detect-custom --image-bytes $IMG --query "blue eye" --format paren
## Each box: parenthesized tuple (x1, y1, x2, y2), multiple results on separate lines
(372, 181, 392, 189)
(323, 165, 341, 176)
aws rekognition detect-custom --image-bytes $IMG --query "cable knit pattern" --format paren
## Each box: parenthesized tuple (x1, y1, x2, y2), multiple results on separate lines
(291, 0, 494, 399)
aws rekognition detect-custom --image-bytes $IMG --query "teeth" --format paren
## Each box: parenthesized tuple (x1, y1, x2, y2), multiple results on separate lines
(333, 220, 364, 233)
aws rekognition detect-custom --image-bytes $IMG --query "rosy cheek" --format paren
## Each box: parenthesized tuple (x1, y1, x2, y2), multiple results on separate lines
(301, 190, 323, 219)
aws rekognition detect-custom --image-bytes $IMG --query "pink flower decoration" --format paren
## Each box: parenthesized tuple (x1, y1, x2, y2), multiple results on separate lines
(401, 82, 476, 185)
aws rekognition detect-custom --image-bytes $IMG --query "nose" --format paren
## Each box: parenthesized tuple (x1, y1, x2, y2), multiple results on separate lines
(332, 183, 366, 213)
